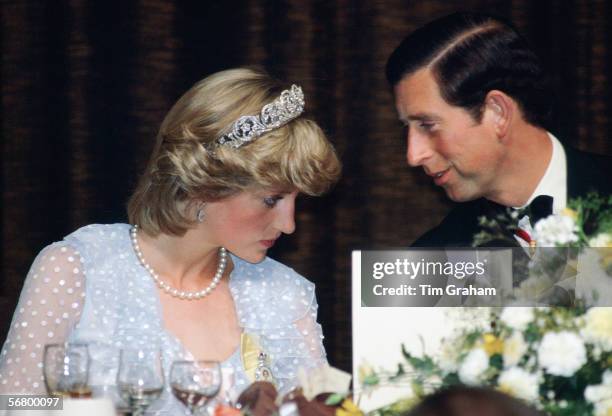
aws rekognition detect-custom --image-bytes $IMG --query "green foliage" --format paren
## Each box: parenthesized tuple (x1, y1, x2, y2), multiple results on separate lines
(371, 398, 419, 416)
(325, 393, 346, 406)
(442, 372, 461, 387)
(569, 192, 612, 237)
(389, 363, 405, 380)
(523, 322, 541, 344)
(362, 373, 380, 387)
(489, 354, 503, 371)
(463, 331, 482, 348)
(401, 344, 437, 376)
(542, 399, 593, 416)
(472, 208, 523, 247)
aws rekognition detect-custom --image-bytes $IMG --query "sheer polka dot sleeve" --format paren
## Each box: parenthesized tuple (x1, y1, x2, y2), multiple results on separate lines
(0, 243, 86, 393)
(292, 293, 327, 367)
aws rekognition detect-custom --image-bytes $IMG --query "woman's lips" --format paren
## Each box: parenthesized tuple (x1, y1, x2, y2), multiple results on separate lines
(260, 239, 276, 248)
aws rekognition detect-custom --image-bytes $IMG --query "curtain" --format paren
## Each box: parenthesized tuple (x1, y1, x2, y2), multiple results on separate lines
(2, 0, 611, 372)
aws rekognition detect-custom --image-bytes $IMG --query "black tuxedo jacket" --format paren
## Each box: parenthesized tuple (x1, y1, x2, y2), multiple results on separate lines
(412, 146, 612, 247)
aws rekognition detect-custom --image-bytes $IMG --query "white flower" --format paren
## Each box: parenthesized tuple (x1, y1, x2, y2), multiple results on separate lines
(497, 367, 540, 402)
(581, 307, 612, 351)
(533, 214, 579, 246)
(458, 348, 489, 385)
(593, 346, 602, 359)
(503, 332, 528, 368)
(584, 371, 612, 416)
(537, 331, 587, 376)
(500, 307, 534, 331)
(585, 370, 612, 401)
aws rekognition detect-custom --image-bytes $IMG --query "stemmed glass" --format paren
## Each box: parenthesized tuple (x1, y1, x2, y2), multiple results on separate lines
(170, 360, 222, 415)
(43, 343, 91, 397)
(117, 348, 165, 416)
(219, 367, 236, 407)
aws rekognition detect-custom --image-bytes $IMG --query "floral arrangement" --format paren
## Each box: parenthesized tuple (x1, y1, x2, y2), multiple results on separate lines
(471, 193, 612, 304)
(359, 306, 612, 416)
(473, 192, 611, 251)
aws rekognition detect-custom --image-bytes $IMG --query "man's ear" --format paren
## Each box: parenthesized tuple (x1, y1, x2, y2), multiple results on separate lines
(484, 90, 514, 139)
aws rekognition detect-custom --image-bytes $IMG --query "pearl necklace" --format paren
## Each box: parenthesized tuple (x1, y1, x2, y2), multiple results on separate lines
(130, 225, 228, 300)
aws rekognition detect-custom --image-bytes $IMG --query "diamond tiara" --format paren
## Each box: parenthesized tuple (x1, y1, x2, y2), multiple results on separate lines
(213, 84, 305, 149)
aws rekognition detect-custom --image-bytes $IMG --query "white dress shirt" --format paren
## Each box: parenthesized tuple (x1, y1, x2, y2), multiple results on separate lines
(518, 132, 568, 213)
(513, 133, 568, 248)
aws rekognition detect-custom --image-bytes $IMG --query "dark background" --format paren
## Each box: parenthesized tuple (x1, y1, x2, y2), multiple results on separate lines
(2, 0, 611, 372)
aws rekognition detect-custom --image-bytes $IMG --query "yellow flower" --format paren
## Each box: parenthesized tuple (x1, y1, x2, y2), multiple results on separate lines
(582, 308, 612, 351)
(561, 207, 578, 220)
(497, 367, 539, 402)
(358, 362, 374, 384)
(336, 399, 363, 416)
(590, 233, 612, 248)
(503, 332, 528, 367)
(481, 333, 504, 356)
(589, 234, 612, 269)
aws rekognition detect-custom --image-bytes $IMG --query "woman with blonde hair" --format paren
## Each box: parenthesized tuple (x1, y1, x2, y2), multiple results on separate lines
(0, 68, 341, 413)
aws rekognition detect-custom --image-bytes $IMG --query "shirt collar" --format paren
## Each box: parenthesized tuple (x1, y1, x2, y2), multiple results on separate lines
(520, 132, 567, 213)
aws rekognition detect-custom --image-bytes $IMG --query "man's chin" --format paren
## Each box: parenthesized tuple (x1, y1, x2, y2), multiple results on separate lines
(444, 185, 481, 203)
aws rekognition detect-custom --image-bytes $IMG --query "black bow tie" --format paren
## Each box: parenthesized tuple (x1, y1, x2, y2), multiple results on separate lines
(528, 195, 554, 223)
(481, 195, 554, 221)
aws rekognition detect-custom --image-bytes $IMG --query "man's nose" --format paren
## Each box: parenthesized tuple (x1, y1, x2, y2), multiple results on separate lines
(406, 131, 433, 167)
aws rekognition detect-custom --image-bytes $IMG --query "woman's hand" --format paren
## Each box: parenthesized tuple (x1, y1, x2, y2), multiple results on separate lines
(283, 391, 337, 416)
(237, 381, 279, 416)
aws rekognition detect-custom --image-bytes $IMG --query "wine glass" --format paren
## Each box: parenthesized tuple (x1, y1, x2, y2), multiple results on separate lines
(43, 343, 91, 397)
(116, 348, 165, 416)
(219, 367, 236, 406)
(170, 360, 222, 415)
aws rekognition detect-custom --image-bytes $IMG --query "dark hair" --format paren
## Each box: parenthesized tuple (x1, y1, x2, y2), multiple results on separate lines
(386, 12, 553, 128)
(403, 386, 546, 416)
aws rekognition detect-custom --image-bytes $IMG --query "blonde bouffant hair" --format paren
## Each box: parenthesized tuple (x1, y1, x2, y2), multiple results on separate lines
(128, 68, 341, 236)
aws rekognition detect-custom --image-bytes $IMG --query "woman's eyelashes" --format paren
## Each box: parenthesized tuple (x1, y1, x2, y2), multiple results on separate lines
(263, 195, 283, 208)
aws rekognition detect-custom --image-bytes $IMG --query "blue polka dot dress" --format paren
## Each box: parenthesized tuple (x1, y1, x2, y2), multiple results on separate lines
(0, 224, 327, 415)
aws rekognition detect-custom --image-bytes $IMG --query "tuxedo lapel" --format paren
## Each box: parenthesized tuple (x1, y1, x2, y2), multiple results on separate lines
(412, 198, 521, 247)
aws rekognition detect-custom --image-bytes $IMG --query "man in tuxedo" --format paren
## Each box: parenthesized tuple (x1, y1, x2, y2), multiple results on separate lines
(386, 12, 612, 247)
